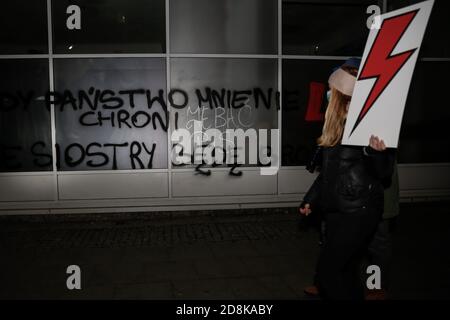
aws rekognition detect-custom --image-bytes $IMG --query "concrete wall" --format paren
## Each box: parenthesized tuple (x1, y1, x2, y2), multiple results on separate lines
(1, 164, 449, 215)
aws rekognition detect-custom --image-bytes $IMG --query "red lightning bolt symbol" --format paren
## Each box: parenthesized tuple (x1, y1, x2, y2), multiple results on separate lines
(350, 9, 419, 136)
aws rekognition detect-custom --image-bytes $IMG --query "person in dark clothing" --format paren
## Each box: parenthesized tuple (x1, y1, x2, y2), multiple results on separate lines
(299, 59, 395, 300)
(365, 160, 399, 299)
(302, 162, 399, 300)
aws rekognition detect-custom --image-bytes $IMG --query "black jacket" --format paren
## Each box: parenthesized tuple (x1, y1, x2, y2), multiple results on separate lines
(303, 144, 395, 214)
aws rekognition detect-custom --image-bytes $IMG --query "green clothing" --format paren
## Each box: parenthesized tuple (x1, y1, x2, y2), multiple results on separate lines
(383, 161, 399, 219)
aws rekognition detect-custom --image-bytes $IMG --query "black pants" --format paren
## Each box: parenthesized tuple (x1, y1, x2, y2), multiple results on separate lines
(367, 218, 393, 290)
(316, 207, 382, 300)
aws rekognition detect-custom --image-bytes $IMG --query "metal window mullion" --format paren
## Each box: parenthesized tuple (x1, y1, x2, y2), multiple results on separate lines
(166, 0, 172, 198)
(0, 54, 49, 59)
(282, 55, 353, 60)
(57, 168, 169, 175)
(52, 53, 166, 58)
(47, 0, 59, 202)
(168, 53, 278, 59)
(420, 58, 450, 62)
(277, 0, 282, 194)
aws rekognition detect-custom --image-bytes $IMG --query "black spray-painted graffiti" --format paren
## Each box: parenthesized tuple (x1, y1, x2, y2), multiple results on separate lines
(0, 141, 156, 170)
(0, 87, 281, 174)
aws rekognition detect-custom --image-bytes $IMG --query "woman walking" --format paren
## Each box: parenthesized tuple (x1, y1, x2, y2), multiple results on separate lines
(299, 58, 395, 300)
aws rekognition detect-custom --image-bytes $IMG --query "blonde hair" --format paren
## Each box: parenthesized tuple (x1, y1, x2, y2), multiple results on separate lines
(317, 87, 351, 147)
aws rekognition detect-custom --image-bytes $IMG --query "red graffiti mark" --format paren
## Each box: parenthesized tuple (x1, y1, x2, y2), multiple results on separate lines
(305, 82, 325, 122)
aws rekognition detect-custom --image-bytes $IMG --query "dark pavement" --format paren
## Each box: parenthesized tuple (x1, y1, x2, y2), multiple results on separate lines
(0, 202, 449, 300)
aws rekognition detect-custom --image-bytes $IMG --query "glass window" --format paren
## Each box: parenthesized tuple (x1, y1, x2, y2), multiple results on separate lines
(281, 59, 450, 165)
(398, 61, 450, 163)
(53, 58, 168, 170)
(170, 0, 277, 54)
(282, 59, 344, 166)
(283, 0, 380, 56)
(170, 58, 278, 168)
(52, 0, 166, 54)
(0, 60, 52, 172)
(387, 0, 450, 57)
(0, 0, 48, 54)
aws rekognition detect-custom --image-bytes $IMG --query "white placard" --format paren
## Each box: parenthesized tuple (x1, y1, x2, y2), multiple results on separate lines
(342, 0, 434, 148)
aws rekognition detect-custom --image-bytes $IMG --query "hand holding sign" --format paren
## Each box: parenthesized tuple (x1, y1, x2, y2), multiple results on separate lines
(299, 203, 312, 216)
(369, 135, 386, 151)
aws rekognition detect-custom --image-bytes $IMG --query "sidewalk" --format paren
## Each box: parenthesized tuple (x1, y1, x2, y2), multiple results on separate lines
(0, 202, 449, 299)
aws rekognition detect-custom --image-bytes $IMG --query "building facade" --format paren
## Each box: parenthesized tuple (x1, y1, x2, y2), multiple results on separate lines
(0, 0, 449, 215)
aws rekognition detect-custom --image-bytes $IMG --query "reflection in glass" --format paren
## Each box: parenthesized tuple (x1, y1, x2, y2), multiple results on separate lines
(53, 58, 168, 170)
(0, 60, 51, 172)
(282, 59, 344, 166)
(170, 0, 277, 54)
(0, 0, 48, 54)
(283, 0, 379, 56)
(170, 58, 278, 168)
(398, 61, 450, 163)
(52, 0, 166, 53)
